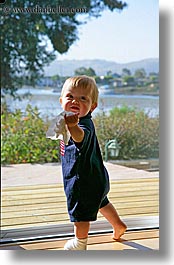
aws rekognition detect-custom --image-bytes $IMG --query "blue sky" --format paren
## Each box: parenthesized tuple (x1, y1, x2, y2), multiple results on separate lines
(58, 0, 159, 63)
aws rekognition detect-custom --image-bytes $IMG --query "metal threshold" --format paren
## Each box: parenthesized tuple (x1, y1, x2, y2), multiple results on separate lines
(0, 216, 159, 247)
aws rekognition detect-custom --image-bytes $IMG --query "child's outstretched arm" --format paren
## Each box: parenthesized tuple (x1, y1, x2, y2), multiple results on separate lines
(64, 113, 84, 143)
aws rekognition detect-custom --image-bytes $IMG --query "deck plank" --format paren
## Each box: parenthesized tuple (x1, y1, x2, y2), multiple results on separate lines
(2, 195, 158, 214)
(2, 201, 159, 219)
(1, 178, 159, 230)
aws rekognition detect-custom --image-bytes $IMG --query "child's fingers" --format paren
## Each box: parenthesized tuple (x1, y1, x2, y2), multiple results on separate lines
(64, 113, 79, 126)
(64, 113, 78, 121)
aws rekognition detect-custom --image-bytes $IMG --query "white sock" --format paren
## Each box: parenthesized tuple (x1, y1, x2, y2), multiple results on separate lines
(64, 237, 88, 250)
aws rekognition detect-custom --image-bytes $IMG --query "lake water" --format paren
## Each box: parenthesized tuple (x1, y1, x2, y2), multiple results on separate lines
(4, 87, 159, 119)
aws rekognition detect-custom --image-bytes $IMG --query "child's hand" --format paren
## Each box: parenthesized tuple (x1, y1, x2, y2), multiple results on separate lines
(64, 113, 84, 142)
(64, 113, 79, 128)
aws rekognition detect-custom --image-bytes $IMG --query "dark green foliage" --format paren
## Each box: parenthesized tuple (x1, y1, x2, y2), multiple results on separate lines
(0, 0, 127, 97)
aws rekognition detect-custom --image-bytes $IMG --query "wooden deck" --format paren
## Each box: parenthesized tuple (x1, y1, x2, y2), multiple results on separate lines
(1, 175, 159, 245)
(1, 165, 159, 250)
(1, 177, 159, 230)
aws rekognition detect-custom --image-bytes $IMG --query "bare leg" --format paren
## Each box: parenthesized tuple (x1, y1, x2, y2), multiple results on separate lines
(64, 222, 90, 250)
(99, 202, 127, 240)
(74, 221, 90, 239)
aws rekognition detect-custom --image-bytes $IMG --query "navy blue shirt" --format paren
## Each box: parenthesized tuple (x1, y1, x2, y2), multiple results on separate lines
(61, 112, 110, 222)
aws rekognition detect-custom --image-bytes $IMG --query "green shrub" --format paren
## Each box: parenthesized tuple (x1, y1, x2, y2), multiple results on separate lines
(93, 106, 159, 160)
(1, 104, 159, 164)
(1, 104, 60, 164)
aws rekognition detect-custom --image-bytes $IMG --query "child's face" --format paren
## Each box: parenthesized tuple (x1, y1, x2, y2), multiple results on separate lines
(59, 85, 97, 118)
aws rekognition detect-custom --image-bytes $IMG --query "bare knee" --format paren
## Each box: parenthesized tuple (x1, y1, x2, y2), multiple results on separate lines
(74, 221, 90, 231)
(74, 222, 90, 239)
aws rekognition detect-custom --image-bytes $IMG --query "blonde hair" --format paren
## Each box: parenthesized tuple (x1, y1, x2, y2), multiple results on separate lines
(61, 75, 99, 104)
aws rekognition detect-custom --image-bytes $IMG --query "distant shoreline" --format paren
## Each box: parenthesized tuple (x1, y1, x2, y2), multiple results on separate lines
(18, 85, 159, 97)
(113, 90, 159, 97)
(112, 85, 159, 97)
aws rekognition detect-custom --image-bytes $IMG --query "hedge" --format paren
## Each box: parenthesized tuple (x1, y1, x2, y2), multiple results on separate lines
(1, 104, 159, 164)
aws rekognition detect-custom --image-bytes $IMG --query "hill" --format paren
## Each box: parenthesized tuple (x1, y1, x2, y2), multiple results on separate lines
(44, 58, 159, 77)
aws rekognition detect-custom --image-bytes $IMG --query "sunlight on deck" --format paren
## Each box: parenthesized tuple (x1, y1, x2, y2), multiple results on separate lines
(1, 178, 159, 230)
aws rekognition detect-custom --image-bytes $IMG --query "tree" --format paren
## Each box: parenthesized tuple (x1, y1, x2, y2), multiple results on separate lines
(122, 68, 131, 77)
(0, 0, 127, 97)
(134, 68, 146, 79)
(74, 67, 96, 76)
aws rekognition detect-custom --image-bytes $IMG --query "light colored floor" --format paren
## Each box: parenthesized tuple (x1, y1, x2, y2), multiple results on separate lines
(0, 230, 159, 250)
(1, 162, 159, 187)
